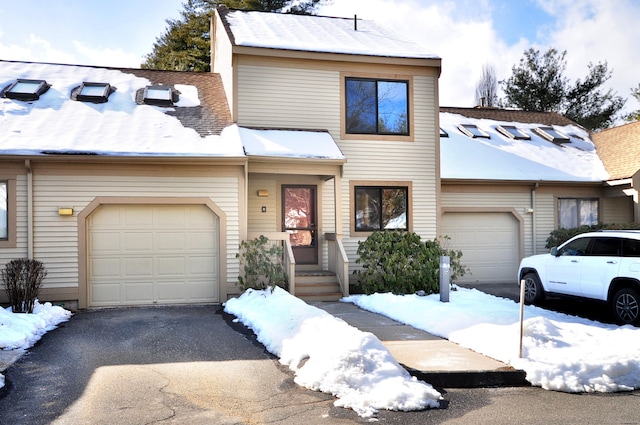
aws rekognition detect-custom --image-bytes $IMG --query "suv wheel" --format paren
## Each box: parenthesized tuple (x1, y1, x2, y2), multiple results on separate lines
(611, 288, 640, 325)
(523, 272, 545, 305)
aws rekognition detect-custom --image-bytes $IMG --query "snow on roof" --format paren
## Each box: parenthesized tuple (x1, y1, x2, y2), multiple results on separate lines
(232, 126, 345, 160)
(440, 111, 610, 182)
(219, 8, 439, 60)
(0, 61, 244, 157)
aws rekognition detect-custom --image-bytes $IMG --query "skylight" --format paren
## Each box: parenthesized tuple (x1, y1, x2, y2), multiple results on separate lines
(73, 82, 115, 103)
(533, 127, 570, 144)
(496, 125, 530, 140)
(143, 85, 176, 106)
(440, 128, 449, 138)
(457, 124, 490, 139)
(2, 79, 50, 101)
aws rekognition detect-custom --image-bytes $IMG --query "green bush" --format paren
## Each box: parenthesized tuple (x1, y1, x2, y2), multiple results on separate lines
(353, 231, 469, 295)
(1, 258, 47, 313)
(236, 235, 287, 291)
(545, 222, 640, 248)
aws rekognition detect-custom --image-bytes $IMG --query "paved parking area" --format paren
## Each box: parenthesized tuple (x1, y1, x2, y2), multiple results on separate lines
(0, 305, 357, 425)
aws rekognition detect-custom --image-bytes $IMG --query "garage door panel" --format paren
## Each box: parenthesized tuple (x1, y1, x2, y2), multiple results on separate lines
(442, 212, 519, 284)
(89, 204, 219, 307)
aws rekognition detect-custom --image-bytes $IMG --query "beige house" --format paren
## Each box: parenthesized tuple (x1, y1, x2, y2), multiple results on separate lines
(0, 7, 442, 308)
(439, 107, 632, 284)
(592, 120, 640, 223)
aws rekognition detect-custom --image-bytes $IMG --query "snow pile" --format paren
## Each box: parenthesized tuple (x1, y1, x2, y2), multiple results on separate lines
(224, 287, 441, 417)
(0, 300, 71, 389)
(345, 288, 640, 393)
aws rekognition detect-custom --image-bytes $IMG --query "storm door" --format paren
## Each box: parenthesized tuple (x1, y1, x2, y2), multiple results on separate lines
(282, 185, 318, 264)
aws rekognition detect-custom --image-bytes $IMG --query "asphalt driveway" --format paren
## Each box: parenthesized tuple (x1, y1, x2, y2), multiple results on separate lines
(0, 305, 357, 425)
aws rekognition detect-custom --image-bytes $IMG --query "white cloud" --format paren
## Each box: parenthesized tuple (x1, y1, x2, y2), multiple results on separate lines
(321, 0, 640, 115)
(72, 40, 144, 68)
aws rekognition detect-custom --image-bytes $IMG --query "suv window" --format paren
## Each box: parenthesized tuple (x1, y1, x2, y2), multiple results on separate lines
(622, 238, 640, 257)
(588, 237, 621, 256)
(558, 237, 591, 256)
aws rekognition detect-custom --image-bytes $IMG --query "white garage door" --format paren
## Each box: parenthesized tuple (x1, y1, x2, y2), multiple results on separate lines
(88, 204, 219, 307)
(441, 212, 519, 283)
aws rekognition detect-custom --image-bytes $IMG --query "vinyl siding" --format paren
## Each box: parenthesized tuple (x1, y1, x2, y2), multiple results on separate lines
(236, 61, 440, 271)
(11, 169, 242, 301)
(237, 64, 340, 132)
(247, 177, 278, 233)
(602, 196, 634, 224)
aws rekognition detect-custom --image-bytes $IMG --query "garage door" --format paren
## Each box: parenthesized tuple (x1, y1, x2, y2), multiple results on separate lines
(88, 204, 219, 307)
(441, 212, 519, 283)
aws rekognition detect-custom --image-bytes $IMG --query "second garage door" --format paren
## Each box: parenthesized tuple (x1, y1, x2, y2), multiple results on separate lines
(441, 212, 519, 283)
(88, 204, 219, 307)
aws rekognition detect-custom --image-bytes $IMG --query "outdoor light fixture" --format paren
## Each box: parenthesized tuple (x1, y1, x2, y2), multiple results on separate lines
(257, 190, 269, 197)
(58, 208, 74, 216)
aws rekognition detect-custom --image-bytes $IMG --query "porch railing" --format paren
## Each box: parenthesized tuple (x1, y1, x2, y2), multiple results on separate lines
(325, 233, 349, 296)
(247, 232, 296, 295)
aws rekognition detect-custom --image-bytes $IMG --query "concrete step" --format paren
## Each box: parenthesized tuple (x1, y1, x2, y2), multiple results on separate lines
(294, 271, 343, 302)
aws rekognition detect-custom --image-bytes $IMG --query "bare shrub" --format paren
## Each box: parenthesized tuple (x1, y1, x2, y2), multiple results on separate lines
(1, 258, 47, 313)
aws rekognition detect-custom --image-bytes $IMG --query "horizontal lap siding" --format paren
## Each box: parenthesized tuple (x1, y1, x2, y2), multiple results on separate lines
(237, 65, 340, 132)
(30, 173, 241, 295)
(236, 63, 439, 271)
(341, 75, 439, 263)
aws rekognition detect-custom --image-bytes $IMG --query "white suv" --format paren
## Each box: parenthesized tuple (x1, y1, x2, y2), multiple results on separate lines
(518, 231, 640, 325)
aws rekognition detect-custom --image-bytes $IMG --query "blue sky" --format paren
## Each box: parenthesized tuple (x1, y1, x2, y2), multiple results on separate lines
(0, 0, 638, 116)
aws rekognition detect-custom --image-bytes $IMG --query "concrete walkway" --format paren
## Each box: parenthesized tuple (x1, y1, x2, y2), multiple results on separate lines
(312, 301, 528, 388)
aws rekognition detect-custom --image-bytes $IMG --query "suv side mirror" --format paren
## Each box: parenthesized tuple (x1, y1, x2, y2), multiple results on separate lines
(550, 247, 559, 256)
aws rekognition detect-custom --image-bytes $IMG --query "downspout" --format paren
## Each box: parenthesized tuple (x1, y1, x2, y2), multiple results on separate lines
(531, 182, 539, 255)
(25, 160, 33, 259)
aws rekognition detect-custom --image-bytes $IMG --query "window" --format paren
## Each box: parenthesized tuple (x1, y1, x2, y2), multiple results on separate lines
(457, 124, 490, 139)
(355, 186, 408, 231)
(440, 128, 449, 138)
(496, 125, 530, 140)
(142, 85, 176, 106)
(623, 239, 640, 257)
(2, 79, 50, 101)
(73, 82, 115, 103)
(533, 127, 570, 144)
(345, 78, 409, 135)
(588, 238, 621, 256)
(0, 181, 7, 240)
(558, 198, 598, 229)
(557, 237, 590, 256)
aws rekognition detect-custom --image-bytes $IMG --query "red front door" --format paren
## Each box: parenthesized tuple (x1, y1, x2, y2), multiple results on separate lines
(282, 185, 318, 264)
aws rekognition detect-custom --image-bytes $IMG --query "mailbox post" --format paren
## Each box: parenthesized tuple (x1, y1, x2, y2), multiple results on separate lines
(440, 256, 450, 302)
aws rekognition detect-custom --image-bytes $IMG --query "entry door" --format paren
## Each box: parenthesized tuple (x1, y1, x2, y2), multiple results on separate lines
(283, 185, 318, 264)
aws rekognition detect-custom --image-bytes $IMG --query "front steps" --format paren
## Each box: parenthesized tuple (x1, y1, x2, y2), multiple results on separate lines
(294, 271, 343, 302)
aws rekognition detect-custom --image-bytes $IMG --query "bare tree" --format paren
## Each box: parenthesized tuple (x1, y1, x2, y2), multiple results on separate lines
(475, 64, 499, 107)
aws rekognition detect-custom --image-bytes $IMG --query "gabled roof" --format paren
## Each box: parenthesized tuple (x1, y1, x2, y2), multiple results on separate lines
(592, 121, 640, 180)
(440, 107, 609, 182)
(0, 60, 240, 157)
(216, 6, 439, 60)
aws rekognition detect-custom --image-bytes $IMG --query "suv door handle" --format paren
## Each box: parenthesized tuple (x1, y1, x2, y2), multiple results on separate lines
(607, 260, 617, 264)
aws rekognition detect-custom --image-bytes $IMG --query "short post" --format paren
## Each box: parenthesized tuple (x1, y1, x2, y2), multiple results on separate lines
(519, 279, 526, 358)
(440, 255, 450, 302)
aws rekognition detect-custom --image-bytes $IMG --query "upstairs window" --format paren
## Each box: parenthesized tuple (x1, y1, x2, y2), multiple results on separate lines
(534, 127, 570, 144)
(457, 124, 490, 139)
(496, 125, 530, 140)
(0, 181, 7, 240)
(72, 82, 115, 103)
(355, 185, 408, 231)
(558, 198, 598, 229)
(345, 77, 409, 135)
(2, 79, 50, 101)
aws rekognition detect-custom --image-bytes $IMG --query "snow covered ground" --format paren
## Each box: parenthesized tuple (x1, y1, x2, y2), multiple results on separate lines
(224, 287, 640, 416)
(0, 301, 71, 389)
(2, 286, 639, 417)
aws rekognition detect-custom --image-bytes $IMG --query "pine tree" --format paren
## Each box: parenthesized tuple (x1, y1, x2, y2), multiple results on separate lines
(142, 0, 329, 72)
(502, 48, 625, 130)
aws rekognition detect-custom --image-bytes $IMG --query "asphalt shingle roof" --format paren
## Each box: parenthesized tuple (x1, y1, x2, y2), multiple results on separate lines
(592, 120, 640, 180)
